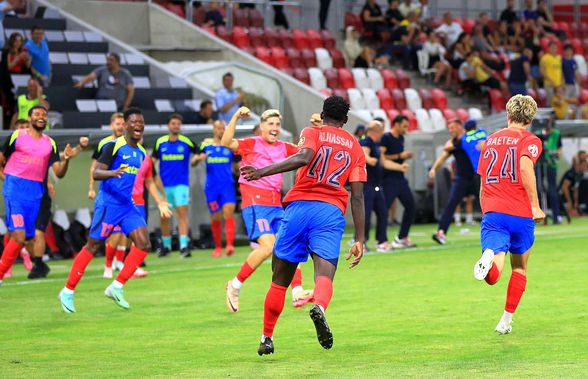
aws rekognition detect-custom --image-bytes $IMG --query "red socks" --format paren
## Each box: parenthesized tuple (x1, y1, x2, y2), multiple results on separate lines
(314, 276, 333, 311)
(225, 218, 235, 247)
(211, 220, 222, 249)
(65, 247, 94, 290)
(236, 261, 255, 283)
(505, 271, 527, 313)
(115, 246, 147, 285)
(485, 263, 500, 285)
(291, 267, 302, 289)
(263, 282, 287, 337)
(105, 244, 116, 268)
(115, 246, 125, 262)
(0, 239, 24, 279)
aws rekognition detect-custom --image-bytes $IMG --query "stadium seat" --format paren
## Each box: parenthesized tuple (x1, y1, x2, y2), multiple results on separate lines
(301, 48, 317, 68)
(306, 29, 323, 49)
(169, 77, 189, 88)
(380, 69, 398, 88)
(68, 53, 88, 64)
(361, 89, 380, 110)
(254, 47, 272, 65)
(377, 89, 394, 109)
(347, 88, 366, 110)
(320, 30, 336, 49)
(50, 52, 69, 64)
(248, 8, 264, 28)
(415, 109, 433, 132)
(280, 67, 294, 77)
(371, 109, 389, 129)
(122, 53, 144, 65)
(455, 108, 469, 123)
(431, 88, 448, 110)
(489, 89, 506, 112)
(535, 88, 548, 107)
(391, 88, 407, 110)
(292, 29, 310, 50)
(233, 8, 249, 27)
(428, 109, 447, 132)
(324, 68, 339, 89)
(468, 108, 483, 120)
(401, 109, 418, 131)
(64, 30, 84, 42)
(328, 48, 346, 68)
(315, 48, 333, 70)
(277, 29, 294, 49)
(386, 109, 400, 123)
(242, 46, 255, 56)
(215, 26, 232, 43)
(270, 47, 289, 69)
(579, 89, 588, 104)
(581, 72, 588, 88)
(338, 68, 356, 89)
(319, 88, 333, 97)
(286, 48, 303, 68)
(394, 69, 411, 89)
(232, 27, 250, 48)
(264, 27, 279, 48)
(76, 99, 97, 112)
(293, 68, 310, 85)
(351, 68, 370, 89)
(344, 12, 363, 34)
(404, 88, 422, 111)
(442, 109, 456, 121)
(462, 18, 476, 34)
(308, 67, 327, 90)
(571, 38, 584, 55)
(367, 68, 384, 90)
(418, 89, 434, 109)
(249, 27, 265, 48)
(45, 30, 64, 42)
(134, 77, 151, 88)
(355, 109, 373, 121)
(575, 55, 588, 76)
(87, 53, 106, 65)
(332, 88, 349, 102)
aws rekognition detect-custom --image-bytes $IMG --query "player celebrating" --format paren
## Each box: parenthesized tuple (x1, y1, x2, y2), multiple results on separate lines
(473, 95, 544, 334)
(58, 108, 170, 312)
(198, 120, 237, 257)
(222, 107, 313, 312)
(0, 105, 75, 285)
(152, 114, 199, 258)
(240, 95, 366, 355)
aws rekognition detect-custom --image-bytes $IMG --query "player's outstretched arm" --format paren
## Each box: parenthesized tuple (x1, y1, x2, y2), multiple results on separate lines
(93, 162, 127, 181)
(520, 155, 545, 221)
(221, 107, 250, 152)
(240, 148, 315, 180)
(428, 150, 450, 178)
(382, 159, 410, 173)
(347, 181, 365, 269)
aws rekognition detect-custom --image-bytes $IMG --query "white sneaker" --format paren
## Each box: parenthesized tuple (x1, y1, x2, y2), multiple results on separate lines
(495, 319, 513, 335)
(376, 242, 392, 252)
(474, 249, 495, 281)
(391, 237, 416, 249)
(103, 266, 113, 279)
(114, 260, 124, 271)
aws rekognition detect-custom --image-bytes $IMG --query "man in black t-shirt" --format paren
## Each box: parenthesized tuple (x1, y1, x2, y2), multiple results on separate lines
(559, 159, 587, 219)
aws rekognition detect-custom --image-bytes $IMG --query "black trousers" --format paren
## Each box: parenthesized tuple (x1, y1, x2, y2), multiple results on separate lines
(438, 175, 478, 233)
(383, 177, 415, 239)
(364, 184, 388, 244)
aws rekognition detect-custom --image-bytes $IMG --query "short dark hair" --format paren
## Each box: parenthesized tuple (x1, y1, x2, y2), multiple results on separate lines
(168, 113, 183, 123)
(28, 105, 47, 117)
(322, 96, 349, 122)
(373, 117, 384, 123)
(123, 107, 143, 122)
(108, 52, 121, 63)
(564, 43, 574, 51)
(222, 72, 233, 80)
(16, 118, 29, 125)
(392, 115, 408, 126)
(31, 25, 44, 33)
(200, 100, 213, 110)
(448, 118, 463, 126)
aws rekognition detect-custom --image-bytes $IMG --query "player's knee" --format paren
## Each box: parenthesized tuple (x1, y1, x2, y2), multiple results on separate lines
(512, 267, 526, 276)
(85, 241, 101, 255)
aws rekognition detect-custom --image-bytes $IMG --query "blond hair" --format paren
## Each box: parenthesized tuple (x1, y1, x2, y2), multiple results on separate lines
(261, 109, 281, 122)
(367, 120, 384, 131)
(110, 112, 124, 122)
(506, 95, 537, 125)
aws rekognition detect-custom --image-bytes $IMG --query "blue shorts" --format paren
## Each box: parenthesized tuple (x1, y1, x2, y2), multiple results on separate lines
(89, 202, 147, 241)
(481, 212, 535, 255)
(135, 204, 147, 222)
(164, 185, 190, 209)
(274, 201, 345, 267)
(205, 185, 236, 213)
(242, 205, 284, 242)
(5, 197, 41, 238)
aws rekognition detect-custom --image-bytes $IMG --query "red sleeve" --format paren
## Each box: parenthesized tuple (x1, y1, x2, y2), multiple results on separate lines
(284, 142, 299, 157)
(236, 138, 256, 156)
(145, 156, 153, 179)
(297, 127, 318, 153)
(349, 143, 367, 183)
(520, 135, 542, 164)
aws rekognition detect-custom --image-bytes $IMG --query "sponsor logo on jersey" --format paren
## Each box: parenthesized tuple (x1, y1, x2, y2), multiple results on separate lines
(162, 154, 185, 161)
(528, 144, 539, 158)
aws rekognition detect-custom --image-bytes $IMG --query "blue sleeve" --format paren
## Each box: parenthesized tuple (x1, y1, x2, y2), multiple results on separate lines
(214, 91, 225, 110)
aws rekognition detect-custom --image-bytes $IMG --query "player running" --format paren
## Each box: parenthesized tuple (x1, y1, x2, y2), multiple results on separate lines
(0, 105, 75, 285)
(240, 96, 366, 355)
(197, 120, 237, 257)
(152, 114, 199, 258)
(222, 107, 313, 312)
(89, 113, 129, 276)
(473, 95, 545, 334)
(58, 108, 170, 312)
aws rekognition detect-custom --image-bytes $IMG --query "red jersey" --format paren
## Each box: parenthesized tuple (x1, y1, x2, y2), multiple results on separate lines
(478, 127, 542, 218)
(283, 125, 367, 213)
(132, 155, 154, 206)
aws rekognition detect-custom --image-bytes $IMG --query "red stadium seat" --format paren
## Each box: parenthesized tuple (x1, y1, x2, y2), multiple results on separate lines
(380, 69, 398, 88)
(489, 89, 507, 112)
(286, 48, 303, 69)
(306, 29, 323, 49)
(579, 89, 588, 104)
(442, 109, 456, 121)
(242, 46, 255, 55)
(557, 22, 570, 38)
(254, 47, 272, 65)
(293, 68, 310, 85)
(462, 18, 476, 34)
(201, 25, 215, 35)
(377, 89, 394, 109)
(270, 47, 289, 69)
(233, 8, 249, 27)
(571, 38, 584, 55)
(164, 3, 186, 19)
(292, 29, 310, 50)
(215, 26, 232, 43)
(455, 108, 469, 123)
(319, 88, 333, 97)
(301, 48, 317, 68)
(527, 88, 538, 101)
(278, 29, 294, 49)
(391, 89, 407, 110)
(418, 89, 434, 109)
(394, 69, 411, 89)
(328, 48, 346, 68)
(333, 88, 349, 102)
(338, 68, 356, 89)
(264, 27, 280, 48)
(193, 6, 207, 26)
(344, 12, 363, 33)
(401, 109, 418, 131)
(320, 30, 336, 49)
(580, 73, 588, 88)
(431, 88, 448, 110)
(232, 26, 250, 48)
(249, 27, 265, 48)
(324, 68, 340, 89)
(248, 8, 264, 28)
(386, 109, 400, 123)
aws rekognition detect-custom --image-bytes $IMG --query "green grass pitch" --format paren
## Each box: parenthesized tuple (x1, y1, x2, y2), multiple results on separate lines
(1, 220, 587, 378)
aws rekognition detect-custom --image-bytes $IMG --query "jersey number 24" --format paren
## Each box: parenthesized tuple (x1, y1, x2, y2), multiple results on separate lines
(483, 147, 518, 184)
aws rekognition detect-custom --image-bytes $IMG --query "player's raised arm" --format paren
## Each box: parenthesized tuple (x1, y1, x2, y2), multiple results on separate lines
(347, 181, 365, 269)
(520, 155, 545, 221)
(221, 107, 250, 152)
(240, 148, 315, 181)
(428, 150, 451, 178)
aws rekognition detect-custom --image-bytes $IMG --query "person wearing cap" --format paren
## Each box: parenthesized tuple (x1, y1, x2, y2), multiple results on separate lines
(354, 124, 366, 140)
(221, 107, 314, 313)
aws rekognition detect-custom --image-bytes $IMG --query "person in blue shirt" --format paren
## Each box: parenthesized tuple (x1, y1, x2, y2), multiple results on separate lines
(460, 119, 488, 173)
(196, 120, 237, 257)
(152, 114, 199, 258)
(24, 25, 51, 87)
(562, 44, 579, 99)
(59, 107, 171, 313)
(215, 72, 244, 124)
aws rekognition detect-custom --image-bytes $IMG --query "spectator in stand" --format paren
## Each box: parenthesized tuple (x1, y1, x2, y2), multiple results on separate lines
(10, 77, 49, 129)
(273, 0, 289, 29)
(193, 99, 215, 124)
(562, 44, 580, 99)
(508, 47, 534, 96)
(489, 22, 510, 53)
(552, 85, 588, 120)
(319, 0, 331, 30)
(477, 12, 492, 37)
(522, 0, 538, 21)
(4, 32, 30, 74)
(435, 12, 463, 47)
(355, 46, 389, 69)
(471, 50, 506, 92)
(382, 10, 420, 70)
(500, 0, 519, 25)
(25, 25, 51, 87)
(458, 52, 477, 94)
(418, 0, 430, 23)
(344, 25, 362, 66)
(204, 2, 224, 27)
(354, 124, 366, 140)
(472, 24, 493, 54)
(361, 0, 386, 39)
(74, 52, 135, 111)
(559, 157, 587, 218)
(449, 32, 472, 69)
(0, 0, 23, 49)
(385, 0, 404, 28)
(422, 32, 452, 88)
(540, 41, 563, 103)
(398, 0, 419, 18)
(215, 72, 244, 124)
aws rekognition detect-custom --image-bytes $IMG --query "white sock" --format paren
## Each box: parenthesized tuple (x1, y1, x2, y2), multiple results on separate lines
(501, 311, 513, 324)
(454, 213, 461, 223)
(261, 334, 272, 342)
(117, 245, 126, 251)
(232, 277, 243, 289)
(62, 287, 74, 294)
(318, 304, 325, 313)
(466, 213, 474, 223)
(112, 280, 124, 289)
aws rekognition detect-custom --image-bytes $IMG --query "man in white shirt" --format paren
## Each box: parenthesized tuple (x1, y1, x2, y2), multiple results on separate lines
(435, 12, 463, 47)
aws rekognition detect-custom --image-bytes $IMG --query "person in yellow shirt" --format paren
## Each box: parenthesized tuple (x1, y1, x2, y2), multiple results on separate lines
(552, 85, 588, 120)
(540, 42, 563, 103)
(470, 50, 504, 91)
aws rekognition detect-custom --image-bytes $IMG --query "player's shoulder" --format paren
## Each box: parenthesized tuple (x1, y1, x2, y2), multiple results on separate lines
(178, 134, 196, 148)
(155, 135, 170, 148)
(97, 135, 115, 151)
(137, 143, 147, 156)
(200, 138, 214, 150)
(8, 129, 23, 145)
